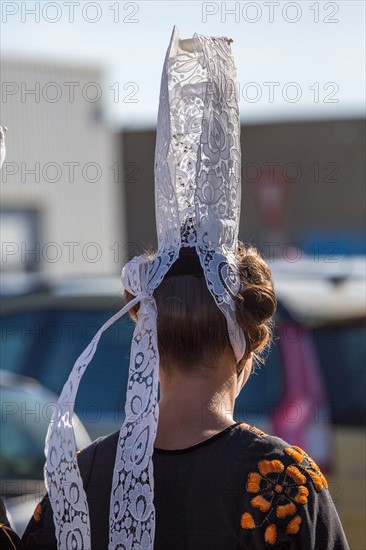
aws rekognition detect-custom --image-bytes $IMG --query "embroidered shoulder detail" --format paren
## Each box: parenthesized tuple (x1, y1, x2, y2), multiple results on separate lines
(240, 444, 328, 545)
(241, 423, 267, 437)
(32, 502, 42, 522)
(284, 445, 328, 491)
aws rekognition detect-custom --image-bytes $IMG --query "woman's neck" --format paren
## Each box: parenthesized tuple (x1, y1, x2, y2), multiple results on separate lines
(155, 357, 239, 450)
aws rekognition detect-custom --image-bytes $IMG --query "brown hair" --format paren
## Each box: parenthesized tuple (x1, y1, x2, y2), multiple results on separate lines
(124, 242, 277, 377)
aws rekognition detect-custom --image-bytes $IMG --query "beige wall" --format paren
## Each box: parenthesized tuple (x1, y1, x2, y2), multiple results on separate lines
(1, 58, 124, 279)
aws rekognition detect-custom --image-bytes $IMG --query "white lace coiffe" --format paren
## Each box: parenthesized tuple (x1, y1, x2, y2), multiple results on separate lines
(44, 25, 246, 549)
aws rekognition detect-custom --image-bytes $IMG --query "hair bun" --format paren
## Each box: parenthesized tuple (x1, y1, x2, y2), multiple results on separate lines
(234, 243, 277, 360)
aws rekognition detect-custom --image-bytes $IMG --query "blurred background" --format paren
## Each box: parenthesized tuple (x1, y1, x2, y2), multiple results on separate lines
(1, 1, 365, 547)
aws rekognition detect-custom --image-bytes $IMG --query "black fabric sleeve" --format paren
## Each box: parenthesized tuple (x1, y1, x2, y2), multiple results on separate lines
(21, 438, 101, 550)
(221, 437, 350, 549)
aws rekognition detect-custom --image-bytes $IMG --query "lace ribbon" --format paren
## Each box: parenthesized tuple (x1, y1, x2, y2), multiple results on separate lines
(44, 269, 155, 548)
(45, 25, 247, 550)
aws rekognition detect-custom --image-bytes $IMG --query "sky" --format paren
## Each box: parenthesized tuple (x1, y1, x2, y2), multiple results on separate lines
(1, 0, 365, 129)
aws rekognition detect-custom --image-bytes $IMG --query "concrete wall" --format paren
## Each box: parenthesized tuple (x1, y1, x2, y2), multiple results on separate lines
(121, 118, 365, 259)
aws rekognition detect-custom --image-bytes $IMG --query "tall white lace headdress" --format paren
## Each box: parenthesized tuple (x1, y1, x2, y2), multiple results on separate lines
(44, 25, 246, 550)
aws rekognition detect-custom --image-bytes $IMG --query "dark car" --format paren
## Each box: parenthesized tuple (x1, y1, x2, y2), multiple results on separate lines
(1, 257, 363, 545)
(0, 274, 331, 468)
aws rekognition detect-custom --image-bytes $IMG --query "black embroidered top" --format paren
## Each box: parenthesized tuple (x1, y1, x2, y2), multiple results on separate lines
(21, 422, 349, 549)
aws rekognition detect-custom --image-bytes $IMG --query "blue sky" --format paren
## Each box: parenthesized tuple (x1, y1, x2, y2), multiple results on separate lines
(2, 1, 365, 129)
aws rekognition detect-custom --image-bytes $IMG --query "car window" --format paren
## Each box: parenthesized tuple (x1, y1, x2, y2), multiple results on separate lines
(0, 312, 47, 375)
(312, 322, 366, 425)
(35, 310, 135, 422)
(2, 308, 285, 425)
(1, 309, 135, 422)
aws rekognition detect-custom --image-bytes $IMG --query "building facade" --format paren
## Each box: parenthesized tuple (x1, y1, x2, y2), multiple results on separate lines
(121, 118, 365, 261)
(1, 58, 125, 280)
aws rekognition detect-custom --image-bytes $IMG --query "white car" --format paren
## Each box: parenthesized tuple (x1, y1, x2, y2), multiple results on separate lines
(0, 370, 91, 536)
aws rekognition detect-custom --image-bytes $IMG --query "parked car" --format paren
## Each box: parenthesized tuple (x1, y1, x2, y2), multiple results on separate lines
(0, 370, 91, 535)
(0, 273, 331, 467)
(269, 255, 366, 550)
(1, 257, 363, 544)
(1, 276, 135, 440)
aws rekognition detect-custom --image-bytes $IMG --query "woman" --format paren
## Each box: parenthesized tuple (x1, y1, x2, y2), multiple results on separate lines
(21, 26, 349, 549)
(20, 244, 349, 549)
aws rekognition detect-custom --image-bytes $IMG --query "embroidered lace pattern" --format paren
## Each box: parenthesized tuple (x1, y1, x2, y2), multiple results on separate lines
(44, 25, 246, 550)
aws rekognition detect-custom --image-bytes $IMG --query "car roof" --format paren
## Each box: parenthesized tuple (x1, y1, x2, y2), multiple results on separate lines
(270, 256, 366, 325)
(0, 370, 92, 450)
(1, 256, 365, 325)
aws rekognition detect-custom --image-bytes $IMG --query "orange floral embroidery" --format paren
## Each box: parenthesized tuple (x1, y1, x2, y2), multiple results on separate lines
(258, 459, 284, 476)
(286, 515, 302, 535)
(285, 446, 328, 490)
(240, 444, 328, 545)
(265, 523, 277, 545)
(247, 472, 262, 493)
(241, 512, 256, 529)
(251, 495, 272, 512)
(277, 502, 296, 518)
(286, 465, 306, 485)
(33, 502, 42, 521)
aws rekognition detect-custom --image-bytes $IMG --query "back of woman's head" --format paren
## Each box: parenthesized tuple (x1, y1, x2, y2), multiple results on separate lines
(124, 242, 277, 376)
